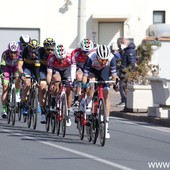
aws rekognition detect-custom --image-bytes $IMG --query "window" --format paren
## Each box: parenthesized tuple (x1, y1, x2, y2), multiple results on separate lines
(153, 11, 165, 24)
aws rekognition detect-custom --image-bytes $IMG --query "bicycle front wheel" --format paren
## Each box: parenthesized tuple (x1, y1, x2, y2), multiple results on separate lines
(77, 112, 85, 140)
(61, 93, 67, 137)
(11, 88, 16, 126)
(98, 98, 106, 147)
(32, 87, 38, 130)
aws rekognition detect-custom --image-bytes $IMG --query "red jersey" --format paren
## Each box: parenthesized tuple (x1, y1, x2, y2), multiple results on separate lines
(71, 48, 88, 69)
(47, 52, 76, 71)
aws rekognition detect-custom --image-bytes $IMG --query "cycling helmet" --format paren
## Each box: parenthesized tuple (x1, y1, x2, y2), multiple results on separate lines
(55, 44, 67, 60)
(43, 38, 56, 49)
(28, 39, 40, 53)
(80, 38, 94, 52)
(19, 34, 31, 45)
(8, 41, 20, 53)
(96, 45, 110, 60)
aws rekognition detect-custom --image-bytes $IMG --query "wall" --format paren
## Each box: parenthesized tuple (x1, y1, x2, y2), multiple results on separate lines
(0, 0, 170, 49)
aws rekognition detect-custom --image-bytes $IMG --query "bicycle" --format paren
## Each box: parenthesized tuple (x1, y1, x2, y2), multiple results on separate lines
(54, 80, 69, 137)
(44, 87, 56, 134)
(87, 80, 115, 147)
(24, 77, 39, 129)
(73, 84, 91, 141)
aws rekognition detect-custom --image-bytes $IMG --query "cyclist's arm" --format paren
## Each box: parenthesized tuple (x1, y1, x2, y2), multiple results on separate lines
(47, 68, 52, 85)
(0, 52, 6, 74)
(34, 60, 40, 82)
(17, 60, 24, 74)
(82, 58, 92, 84)
(110, 56, 118, 81)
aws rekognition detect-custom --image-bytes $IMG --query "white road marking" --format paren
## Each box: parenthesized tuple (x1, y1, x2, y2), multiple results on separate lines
(1, 128, 134, 170)
(41, 141, 135, 170)
(112, 117, 170, 133)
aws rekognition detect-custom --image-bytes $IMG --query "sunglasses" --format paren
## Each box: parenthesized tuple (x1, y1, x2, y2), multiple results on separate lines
(98, 58, 108, 63)
(46, 49, 54, 51)
(46, 42, 56, 47)
(10, 51, 18, 54)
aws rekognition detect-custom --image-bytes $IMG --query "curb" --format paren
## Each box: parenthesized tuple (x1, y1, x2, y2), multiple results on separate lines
(110, 111, 170, 127)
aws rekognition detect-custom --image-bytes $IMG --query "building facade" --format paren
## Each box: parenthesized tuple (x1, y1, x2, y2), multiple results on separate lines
(0, 0, 170, 53)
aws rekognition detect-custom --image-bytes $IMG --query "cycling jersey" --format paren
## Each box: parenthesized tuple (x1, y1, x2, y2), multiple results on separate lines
(1, 50, 19, 68)
(0, 50, 20, 83)
(18, 46, 40, 81)
(84, 48, 117, 76)
(47, 52, 76, 81)
(47, 52, 76, 71)
(71, 48, 88, 70)
(39, 47, 49, 68)
(39, 47, 54, 80)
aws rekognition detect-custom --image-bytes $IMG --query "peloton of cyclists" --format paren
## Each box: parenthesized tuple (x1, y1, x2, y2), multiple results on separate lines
(0, 41, 21, 118)
(82, 44, 118, 139)
(46, 44, 76, 127)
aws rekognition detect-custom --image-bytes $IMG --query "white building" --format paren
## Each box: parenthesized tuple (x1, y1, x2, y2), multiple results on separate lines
(0, 0, 170, 53)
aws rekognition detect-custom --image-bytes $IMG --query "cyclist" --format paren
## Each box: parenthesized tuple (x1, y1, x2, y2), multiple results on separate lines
(19, 34, 31, 53)
(71, 38, 94, 109)
(0, 41, 21, 118)
(17, 39, 41, 116)
(38, 38, 56, 123)
(47, 44, 76, 127)
(82, 44, 118, 139)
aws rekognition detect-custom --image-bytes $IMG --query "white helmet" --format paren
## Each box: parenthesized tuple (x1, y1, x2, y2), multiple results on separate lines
(55, 44, 67, 60)
(96, 45, 110, 60)
(8, 41, 20, 52)
(80, 38, 94, 52)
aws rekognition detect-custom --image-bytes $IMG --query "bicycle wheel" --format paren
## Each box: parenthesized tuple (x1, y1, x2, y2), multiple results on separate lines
(27, 91, 32, 128)
(86, 114, 92, 142)
(17, 102, 22, 121)
(50, 112, 55, 133)
(32, 87, 38, 130)
(45, 112, 50, 132)
(77, 112, 85, 140)
(61, 93, 67, 137)
(98, 98, 106, 147)
(56, 96, 61, 136)
(7, 88, 12, 124)
(45, 93, 51, 132)
(11, 87, 16, 126)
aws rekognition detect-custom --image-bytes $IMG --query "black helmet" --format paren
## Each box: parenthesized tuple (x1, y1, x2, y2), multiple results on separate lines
(43, 38, 56, 50)
(28, 39, 40, 53)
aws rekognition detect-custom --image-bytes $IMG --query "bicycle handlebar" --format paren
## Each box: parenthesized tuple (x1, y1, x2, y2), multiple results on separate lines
(89, 80, 116, 84)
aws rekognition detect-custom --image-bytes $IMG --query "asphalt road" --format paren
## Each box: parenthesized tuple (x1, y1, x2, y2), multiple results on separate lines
(1, 110, 170, 170)
(1, 88, 170, 170)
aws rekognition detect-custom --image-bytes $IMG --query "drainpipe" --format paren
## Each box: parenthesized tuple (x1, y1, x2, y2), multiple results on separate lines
(78, 0, 86, 44)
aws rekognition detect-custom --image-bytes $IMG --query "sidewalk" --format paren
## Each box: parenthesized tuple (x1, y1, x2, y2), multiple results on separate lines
(110, 91, 170, 128)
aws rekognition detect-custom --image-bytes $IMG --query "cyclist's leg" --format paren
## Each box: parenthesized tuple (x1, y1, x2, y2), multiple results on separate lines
(85, 69, 96, 109)
(22, 68, 31, 115)
(62, 68, 72, 126)
(1, 69, 10, 118)
(39, 70, 47, 123)
(100, 66, 111, 138)
(73, 68, 83, 107)
(14, 69, 21, 102)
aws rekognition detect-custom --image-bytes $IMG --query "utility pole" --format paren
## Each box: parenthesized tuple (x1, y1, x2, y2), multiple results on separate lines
(78, 0, 86, 44)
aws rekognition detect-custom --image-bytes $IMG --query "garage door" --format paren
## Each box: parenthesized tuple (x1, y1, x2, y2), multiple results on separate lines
(98, 22, 123, 46)
(0, 28, 40, 56)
